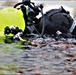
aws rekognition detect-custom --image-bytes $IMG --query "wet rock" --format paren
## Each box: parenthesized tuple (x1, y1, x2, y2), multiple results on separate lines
(66, 53, 75, 57)
(16, 70, 24, 74)
(67, 38, 76, 44)
(72, 72, 76, 75)
(32, 73, 41, 75)
(55, 55, 61, 59)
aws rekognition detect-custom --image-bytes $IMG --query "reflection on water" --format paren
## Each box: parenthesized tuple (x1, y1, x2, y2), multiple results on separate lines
(0, 42, 23, 74)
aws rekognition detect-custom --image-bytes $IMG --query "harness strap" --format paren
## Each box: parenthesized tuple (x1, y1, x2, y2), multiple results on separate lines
(46, 9, 60, 18)
(69, 21, 76, 33)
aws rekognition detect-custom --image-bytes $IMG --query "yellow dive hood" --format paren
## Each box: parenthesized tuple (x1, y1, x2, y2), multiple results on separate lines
(0, 7, 25, 36)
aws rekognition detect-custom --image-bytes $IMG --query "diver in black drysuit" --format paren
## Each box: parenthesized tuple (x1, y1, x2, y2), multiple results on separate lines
(14, 0, 74, 38)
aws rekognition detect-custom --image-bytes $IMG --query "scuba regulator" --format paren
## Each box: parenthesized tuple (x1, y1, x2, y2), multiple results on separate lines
(3, 0, 44, 41)
(14, 0, 44, 36)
